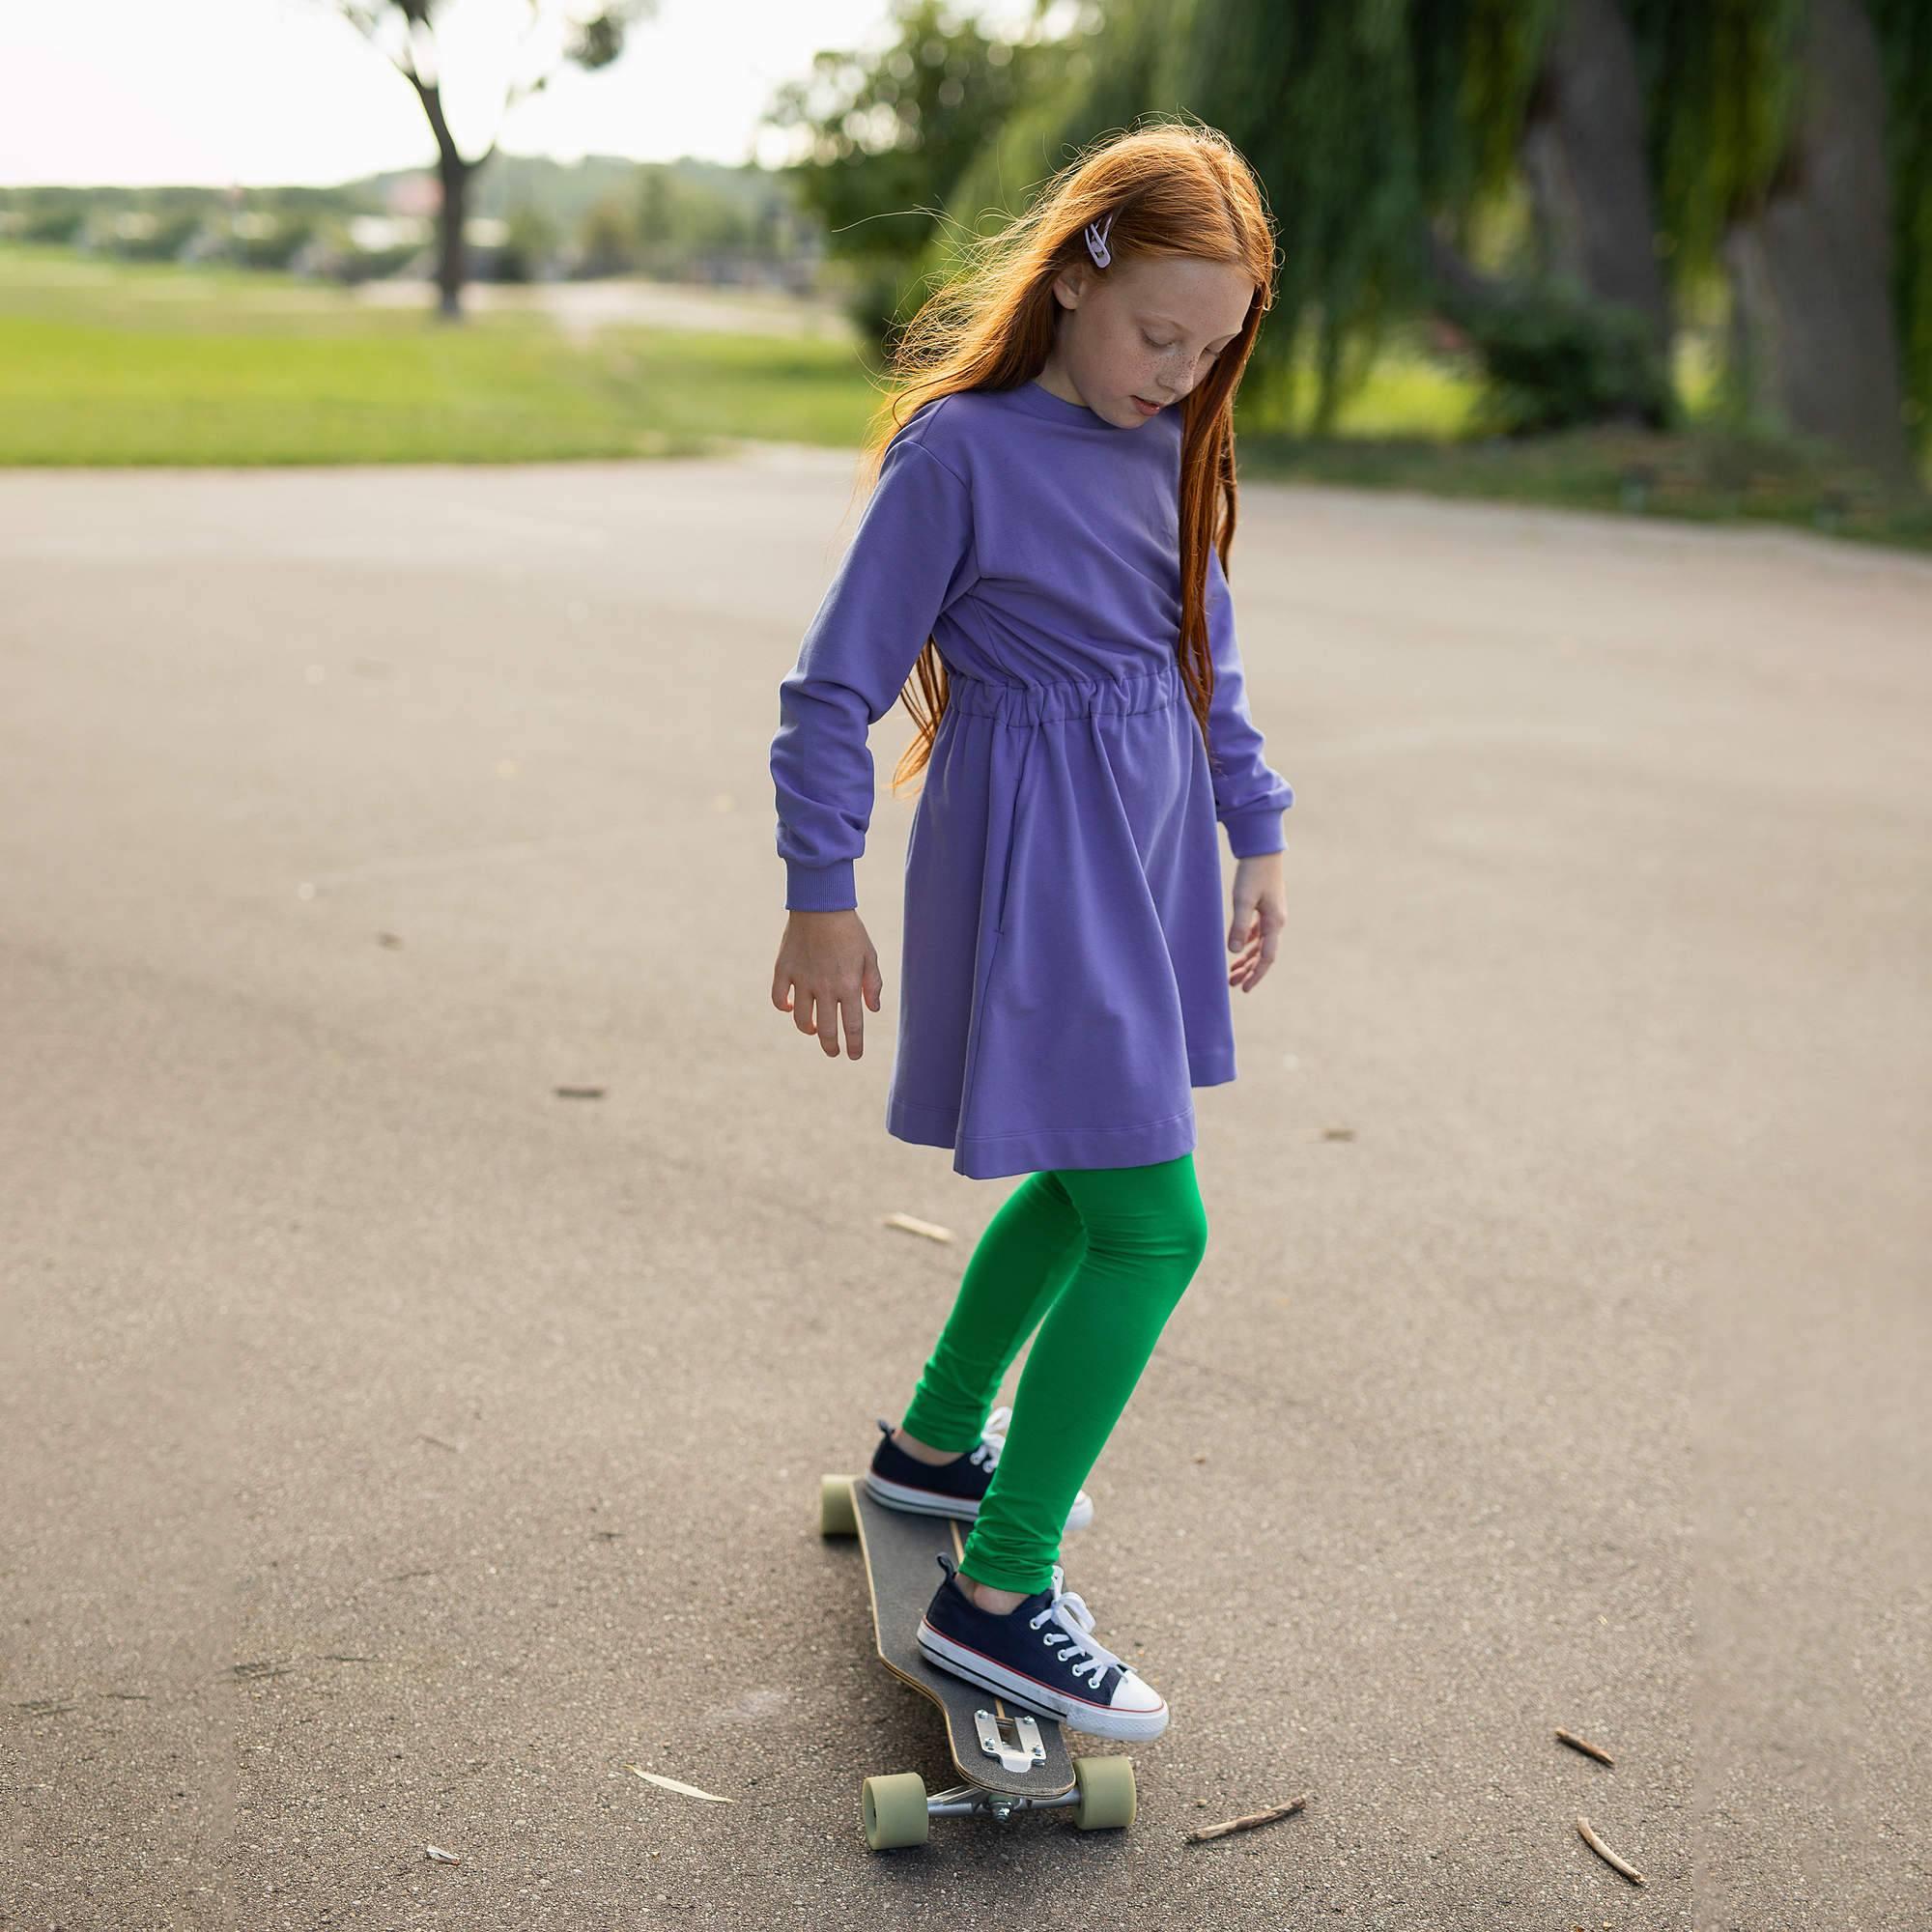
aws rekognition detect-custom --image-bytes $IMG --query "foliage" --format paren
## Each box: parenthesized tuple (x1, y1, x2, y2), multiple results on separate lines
(1237, 416, 1931, 548)
(1449, 281, 1678, 435)
(918, 0, 1575, 431)
(762, 0, 1080, 357)
(1624, 0, 1804, 280)
(779, 0, 1922, 463)
(1162, 0, 1436, 429)
(1861, 0, 1932, 449)
(1442, 0, 1570, 204)
(1625, 0, 1926, 455)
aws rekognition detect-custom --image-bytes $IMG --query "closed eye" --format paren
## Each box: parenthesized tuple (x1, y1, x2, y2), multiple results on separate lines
(1142, 329, 1225, 360)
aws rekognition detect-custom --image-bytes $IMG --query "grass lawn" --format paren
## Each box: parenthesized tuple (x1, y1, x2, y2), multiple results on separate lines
(2, 242, 1924, 550)
(0, 244, 874, 462)
(1239, 421, 1932, 551)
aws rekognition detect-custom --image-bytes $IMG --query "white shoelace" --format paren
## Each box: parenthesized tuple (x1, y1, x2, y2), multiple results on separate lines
(968, 1404, 1013, 1473)
(1027, 1566, 1130, 1689)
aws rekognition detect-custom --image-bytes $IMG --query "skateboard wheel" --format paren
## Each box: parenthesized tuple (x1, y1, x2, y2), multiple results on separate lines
(860, 1772, 929, 1850)
(1070, 1754, 1136, 1831)
(819, 1475, 857, 1538)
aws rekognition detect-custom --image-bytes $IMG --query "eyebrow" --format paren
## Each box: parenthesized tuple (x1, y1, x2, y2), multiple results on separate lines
(1141, 312, 1241, 345)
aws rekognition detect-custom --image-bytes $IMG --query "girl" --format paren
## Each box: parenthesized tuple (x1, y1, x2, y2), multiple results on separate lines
(769, 124, 1291, 1745)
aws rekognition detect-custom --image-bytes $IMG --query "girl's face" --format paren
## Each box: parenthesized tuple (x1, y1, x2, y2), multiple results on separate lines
(1038, 251, 1253, 429)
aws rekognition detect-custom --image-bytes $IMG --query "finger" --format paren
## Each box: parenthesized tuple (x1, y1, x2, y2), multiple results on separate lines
(1233, 923, 1281, 989)
(792, 985, 819, 1036)
(814, 988, 844, 1055)
(839, 991, 865, 1059)
(863, 951, 883, 1012)
(772, 966, 795, 1012)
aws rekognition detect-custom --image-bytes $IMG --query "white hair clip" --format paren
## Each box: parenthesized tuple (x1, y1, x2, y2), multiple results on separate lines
(1084, 213, 1115, 269)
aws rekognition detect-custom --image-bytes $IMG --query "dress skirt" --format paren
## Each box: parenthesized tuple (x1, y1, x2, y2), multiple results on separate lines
(885, 658, 1237, 1179)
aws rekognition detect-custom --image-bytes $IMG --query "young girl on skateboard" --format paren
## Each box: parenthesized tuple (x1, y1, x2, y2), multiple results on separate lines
(770, 123, 1292, 1745)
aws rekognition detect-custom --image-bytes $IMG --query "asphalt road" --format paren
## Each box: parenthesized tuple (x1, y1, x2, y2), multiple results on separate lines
(1, 449, 1925, 1930)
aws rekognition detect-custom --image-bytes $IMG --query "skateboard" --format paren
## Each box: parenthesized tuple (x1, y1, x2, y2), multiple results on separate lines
(818, 1472, 1138, 1850)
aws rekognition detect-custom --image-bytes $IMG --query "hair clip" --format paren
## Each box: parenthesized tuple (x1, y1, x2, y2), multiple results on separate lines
(1084, 213, 1115, 269)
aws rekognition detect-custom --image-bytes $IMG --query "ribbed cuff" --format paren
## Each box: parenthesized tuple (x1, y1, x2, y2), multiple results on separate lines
(784, 858, 857, 911)
(1222, 806, 1286, 859)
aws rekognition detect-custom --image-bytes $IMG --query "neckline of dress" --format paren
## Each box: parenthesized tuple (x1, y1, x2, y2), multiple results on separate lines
(1007, 377, 1125, 428)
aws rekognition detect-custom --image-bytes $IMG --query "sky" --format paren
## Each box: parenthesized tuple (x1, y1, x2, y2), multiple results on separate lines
(0, 0, 1052, 188)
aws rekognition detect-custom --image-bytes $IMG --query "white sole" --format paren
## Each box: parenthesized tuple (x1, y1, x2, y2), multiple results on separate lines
(916, 1618, 1170, 1743)
(864, 1470, 1093, 1531)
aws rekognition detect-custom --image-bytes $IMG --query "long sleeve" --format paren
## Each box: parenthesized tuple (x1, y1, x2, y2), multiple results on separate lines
(771, 430, 979, 912)
(1204, 540, 1294, 857)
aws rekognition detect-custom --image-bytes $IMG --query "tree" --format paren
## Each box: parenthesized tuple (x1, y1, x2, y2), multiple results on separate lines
(1520, 0, 1673, 351)
(923, 0, 1671, 434)
(1634, 0, 1920, 484)
(921, 0, 1921, 476)
(330, 0, 656, 319)
(1726, 1, 1911, 480)
(762, 0, 1079, 356)
(1419, 0, 1676, 435)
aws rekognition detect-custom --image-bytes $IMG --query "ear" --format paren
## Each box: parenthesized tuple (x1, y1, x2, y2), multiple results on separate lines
(1048, 263, 1090, 311)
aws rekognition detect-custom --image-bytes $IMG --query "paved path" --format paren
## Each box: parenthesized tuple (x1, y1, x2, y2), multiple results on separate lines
(0, 453, 1924, 1928)
(355, 276, 859, 344)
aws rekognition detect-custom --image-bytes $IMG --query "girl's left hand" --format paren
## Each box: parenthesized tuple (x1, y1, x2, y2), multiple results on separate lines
(1227, 850, 1286, 993)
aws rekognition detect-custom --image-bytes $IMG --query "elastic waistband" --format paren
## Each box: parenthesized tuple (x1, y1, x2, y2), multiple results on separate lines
(946, 660, 1179, 724)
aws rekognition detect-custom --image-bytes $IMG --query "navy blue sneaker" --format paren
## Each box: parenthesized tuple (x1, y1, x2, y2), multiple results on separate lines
(916, 1550, 1169, 1742)
(864, 1407, 1094, 1532)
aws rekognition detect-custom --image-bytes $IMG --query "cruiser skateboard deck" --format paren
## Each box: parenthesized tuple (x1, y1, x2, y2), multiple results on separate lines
(817, 1472, 1137, 1849)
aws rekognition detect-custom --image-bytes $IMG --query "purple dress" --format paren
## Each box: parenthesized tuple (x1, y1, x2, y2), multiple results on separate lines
(770, 378, 1293, 1179)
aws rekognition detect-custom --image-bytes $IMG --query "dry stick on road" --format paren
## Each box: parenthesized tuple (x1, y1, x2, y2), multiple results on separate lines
(1577, 1815, 1646, 1885)
(1554, 1726, 1616, 1766)
(882, 1211, 954, 1242)
(1182, 1792, 1311, 1843)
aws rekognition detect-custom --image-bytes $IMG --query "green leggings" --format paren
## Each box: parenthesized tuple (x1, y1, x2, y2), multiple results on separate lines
(897, 1151, 1208, 1595)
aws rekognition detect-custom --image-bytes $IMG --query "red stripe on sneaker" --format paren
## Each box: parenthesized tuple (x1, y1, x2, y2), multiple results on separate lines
(917, 1620, 1134, 1716)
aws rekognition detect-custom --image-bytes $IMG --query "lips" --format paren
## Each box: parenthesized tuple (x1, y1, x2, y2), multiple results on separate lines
(1131, 395, 1162, 414)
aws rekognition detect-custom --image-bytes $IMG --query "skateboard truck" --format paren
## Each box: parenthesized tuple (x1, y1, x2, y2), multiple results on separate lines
(973, 1706, 1047, 1773)
(924, 1780, 1081, 1824)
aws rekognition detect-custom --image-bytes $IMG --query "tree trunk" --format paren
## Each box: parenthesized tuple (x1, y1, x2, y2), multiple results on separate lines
(1519, 0, 1672, 352)
(1723, 0, 1913, 486)
(436, 153, 469, 322)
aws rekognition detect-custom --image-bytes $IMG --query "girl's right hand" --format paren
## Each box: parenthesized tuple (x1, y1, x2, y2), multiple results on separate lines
(772, 909, 883, 1060)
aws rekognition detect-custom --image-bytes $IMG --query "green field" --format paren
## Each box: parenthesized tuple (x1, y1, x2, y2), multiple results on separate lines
(0, 244, 872, 463)
(2, 242, 1923, 549)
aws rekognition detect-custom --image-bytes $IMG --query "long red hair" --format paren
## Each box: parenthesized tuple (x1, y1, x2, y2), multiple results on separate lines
(846, 118, 1278, 798)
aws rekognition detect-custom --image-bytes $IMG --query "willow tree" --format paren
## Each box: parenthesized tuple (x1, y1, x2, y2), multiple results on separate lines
(1631, 0, 1923, 482)
(930, 0, 1923, 478)
(1517, 0, 1673, 346)
(1869, 0, 1932, 467)
(931, 0, 1673, 434)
